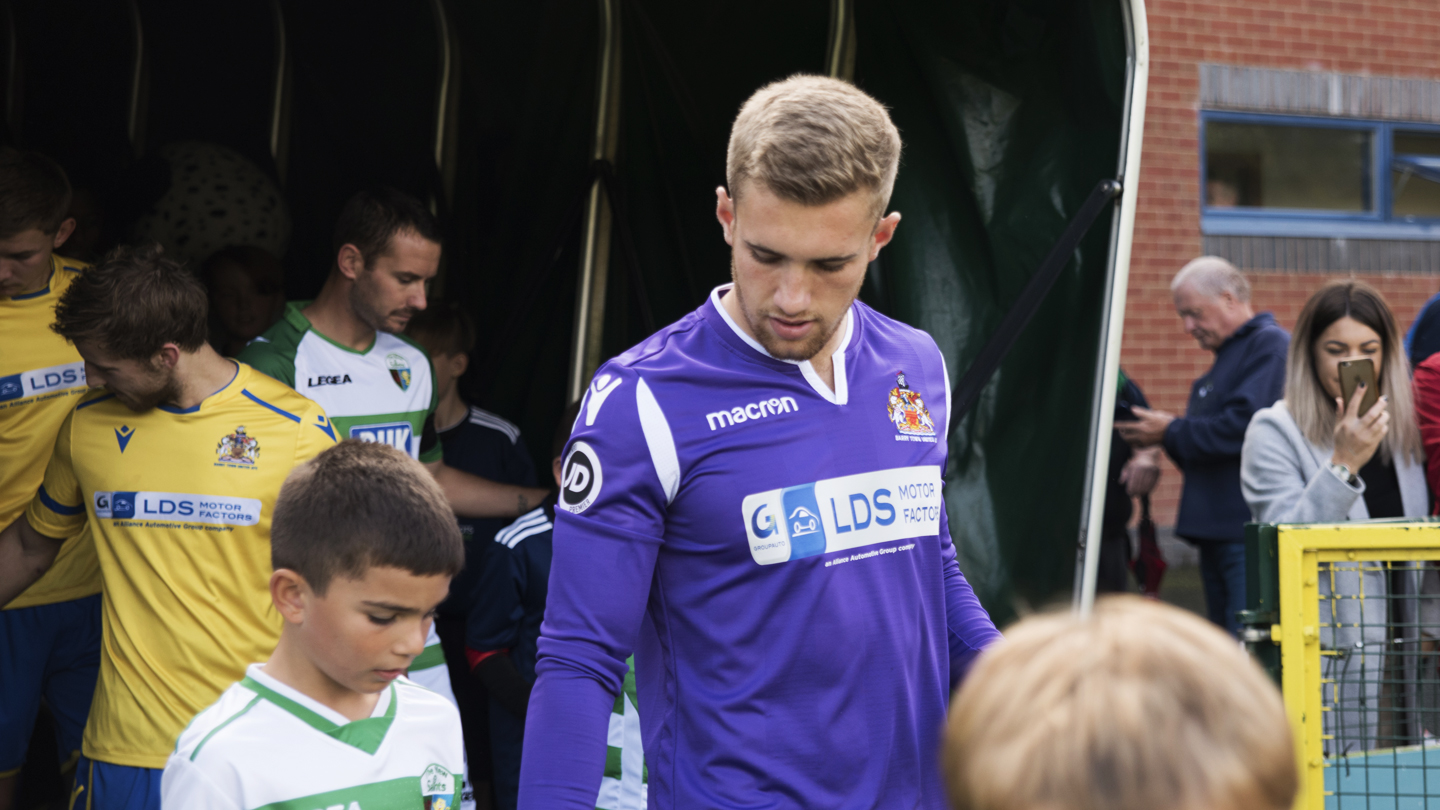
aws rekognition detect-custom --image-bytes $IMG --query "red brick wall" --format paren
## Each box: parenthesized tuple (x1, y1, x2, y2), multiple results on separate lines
(1124, 0, 1440, 526)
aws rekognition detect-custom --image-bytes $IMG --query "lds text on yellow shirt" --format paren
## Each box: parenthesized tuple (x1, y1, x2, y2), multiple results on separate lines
(26, 362, 336, 768)
(1, 254, 99, 609)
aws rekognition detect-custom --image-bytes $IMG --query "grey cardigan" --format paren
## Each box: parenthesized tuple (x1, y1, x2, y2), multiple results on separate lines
(1240, 401, 1428, 524)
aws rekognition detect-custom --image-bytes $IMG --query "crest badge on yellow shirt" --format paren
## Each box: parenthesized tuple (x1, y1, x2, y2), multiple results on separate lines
(215, 425, 260, 467)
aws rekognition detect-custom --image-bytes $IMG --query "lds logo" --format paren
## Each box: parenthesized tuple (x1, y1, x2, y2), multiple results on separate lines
(350, 422, 415, 458)
(92, 491, 261, 525)
(559, 441, 603, 514)
(742, 466, 941, 565)
(0, 361, 86, 403)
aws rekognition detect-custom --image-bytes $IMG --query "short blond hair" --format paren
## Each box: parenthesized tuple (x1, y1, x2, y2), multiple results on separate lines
(944, 596, 1296, 810)
(726, 75, 901, 220)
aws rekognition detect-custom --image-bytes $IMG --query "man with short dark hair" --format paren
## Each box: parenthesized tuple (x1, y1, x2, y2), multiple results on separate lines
(239, 189, 547, 516)
(520, 75, 1000, 810)
(240, 188, 542, 810)
(0, 243, 336, 810)
(0, 147, 96, 810)
(1116, 256, 1289, 635)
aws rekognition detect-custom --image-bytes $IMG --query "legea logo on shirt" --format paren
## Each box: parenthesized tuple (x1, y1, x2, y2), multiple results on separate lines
(351, 422, 416, 458)
(0, 361, 86, 403)
(741, 465, 942, 565)
(92, 491, 261, 525)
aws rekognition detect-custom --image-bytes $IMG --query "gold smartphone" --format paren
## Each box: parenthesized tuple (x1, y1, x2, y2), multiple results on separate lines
(1338, 358, 1379, 416)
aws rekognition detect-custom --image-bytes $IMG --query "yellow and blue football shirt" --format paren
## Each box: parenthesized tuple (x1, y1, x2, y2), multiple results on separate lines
(25, 361, 336, 768)
(1, 253, 98, 610)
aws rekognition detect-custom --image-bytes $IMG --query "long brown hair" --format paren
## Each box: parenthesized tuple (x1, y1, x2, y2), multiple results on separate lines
(1284, 279, 1420, 463)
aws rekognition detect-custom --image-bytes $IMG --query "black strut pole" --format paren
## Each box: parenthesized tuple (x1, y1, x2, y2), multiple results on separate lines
(948, 179, 1123, 432)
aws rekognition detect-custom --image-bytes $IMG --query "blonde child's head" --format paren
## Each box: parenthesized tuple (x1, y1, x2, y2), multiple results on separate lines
(944, 595, 1296, 810)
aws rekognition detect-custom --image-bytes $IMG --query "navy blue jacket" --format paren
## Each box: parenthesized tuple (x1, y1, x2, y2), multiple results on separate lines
(437, 405, 537, 617)
(1164, 312, 1289, 543)
(467, 500, 554, 683)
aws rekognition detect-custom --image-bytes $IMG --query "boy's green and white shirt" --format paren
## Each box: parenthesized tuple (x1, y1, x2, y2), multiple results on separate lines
(163, 665, 464, 810)
(238, 303, 464, 805)
(597, 657, 646, 810)
(239, 301, 442, 463)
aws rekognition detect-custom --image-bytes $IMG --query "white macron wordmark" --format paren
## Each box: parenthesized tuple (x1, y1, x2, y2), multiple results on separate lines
(706, 396, 799, 431)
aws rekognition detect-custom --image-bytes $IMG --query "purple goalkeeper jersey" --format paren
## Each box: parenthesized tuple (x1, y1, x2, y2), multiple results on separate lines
(521, 286, 1001, 810)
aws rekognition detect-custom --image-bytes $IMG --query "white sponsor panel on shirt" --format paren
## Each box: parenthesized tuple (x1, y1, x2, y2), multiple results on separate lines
(92, 490, 261, 525)
(740, 465, 942, 565)
(0, 361, 86, 403)
(350, 422, 418, 458)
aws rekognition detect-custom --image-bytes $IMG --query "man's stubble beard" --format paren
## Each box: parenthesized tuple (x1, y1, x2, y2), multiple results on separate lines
(730, 259, 842, 362)
(117, 367, 183, 412)
(349, 271, 411, 335)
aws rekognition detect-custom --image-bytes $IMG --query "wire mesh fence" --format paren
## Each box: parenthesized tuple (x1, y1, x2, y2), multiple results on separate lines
(1319, 559, 1440, 808)
(1246, 522, 1440, 809)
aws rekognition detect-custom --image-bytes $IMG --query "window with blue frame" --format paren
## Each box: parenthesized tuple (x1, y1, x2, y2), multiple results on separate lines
(1201, 111, 1440, 239)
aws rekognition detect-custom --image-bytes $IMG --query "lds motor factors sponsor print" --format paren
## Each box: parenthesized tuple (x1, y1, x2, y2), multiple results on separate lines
(92, 491, 262, 526)
(742, 466, 942, 565)
(0, 361, 86, 403)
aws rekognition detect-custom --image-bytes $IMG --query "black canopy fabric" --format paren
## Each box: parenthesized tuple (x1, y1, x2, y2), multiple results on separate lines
(3, 0, 1131, 620)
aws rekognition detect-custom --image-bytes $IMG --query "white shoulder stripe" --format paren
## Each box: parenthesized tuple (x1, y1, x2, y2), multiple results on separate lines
(503, 521, 553, 549)
(635, 376, 680, 505)
(938, 347, 952, 440)
(495, 508, 549, 545)
(467, 407, 522, 443)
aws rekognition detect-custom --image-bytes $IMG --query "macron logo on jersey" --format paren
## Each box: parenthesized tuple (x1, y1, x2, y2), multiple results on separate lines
(92, 491, 261, 525)
(742, 466, 942, 565)
(0, 361, 86, 403)
(706, 396, 798, 431)
(351, 422, 416, 458)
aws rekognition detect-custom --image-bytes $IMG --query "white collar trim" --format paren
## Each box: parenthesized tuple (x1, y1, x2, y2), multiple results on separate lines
(708, 284, 851, 405)
(247, 663, 393, 725)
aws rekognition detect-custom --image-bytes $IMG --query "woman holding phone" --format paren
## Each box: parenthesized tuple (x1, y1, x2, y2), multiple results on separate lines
(1241, 279, 1435, 752)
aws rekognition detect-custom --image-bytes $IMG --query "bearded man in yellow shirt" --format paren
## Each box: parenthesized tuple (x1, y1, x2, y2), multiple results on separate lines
(0, 243, 336, 810)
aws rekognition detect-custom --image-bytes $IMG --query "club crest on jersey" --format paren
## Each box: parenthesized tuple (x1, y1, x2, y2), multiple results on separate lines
(420, 764, 458, 810)
(215, 425, 260, 467)
(387, 353, 412, 391)
(887, 372, 936, 441)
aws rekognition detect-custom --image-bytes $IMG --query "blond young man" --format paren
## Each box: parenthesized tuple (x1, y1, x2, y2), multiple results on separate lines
(0, 244, 336, 810)
(519, 75, 1000, 809)
(944, 596, 1297, 810)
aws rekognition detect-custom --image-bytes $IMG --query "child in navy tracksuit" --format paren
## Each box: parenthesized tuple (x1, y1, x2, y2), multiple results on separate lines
(468, 402, 646, 810)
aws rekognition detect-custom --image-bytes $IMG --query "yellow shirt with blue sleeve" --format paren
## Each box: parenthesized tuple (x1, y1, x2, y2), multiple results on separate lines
(1, 253, 99, 610)
(25, 362, 337, 768)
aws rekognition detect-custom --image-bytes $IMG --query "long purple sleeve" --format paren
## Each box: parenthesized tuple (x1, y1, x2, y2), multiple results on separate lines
(938, 505, 1003, 689)
(519, 289, 1000, 809)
